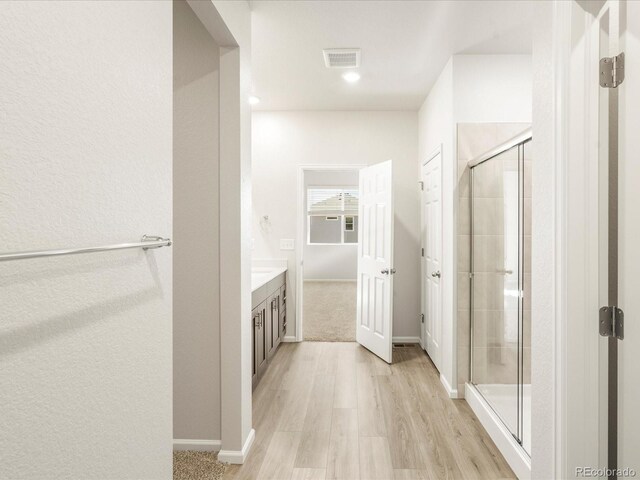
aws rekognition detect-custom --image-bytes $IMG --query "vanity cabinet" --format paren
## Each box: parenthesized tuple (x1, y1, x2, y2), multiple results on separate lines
(251, 301, 268, 389)
(251, 271, 286, 390)
(266, 291, 281, 359)
(279, 285, 287, 338)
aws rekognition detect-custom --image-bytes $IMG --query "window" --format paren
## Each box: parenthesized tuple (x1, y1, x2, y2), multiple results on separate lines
(345, 216, 354, 231)
(307, 187, 359, 244)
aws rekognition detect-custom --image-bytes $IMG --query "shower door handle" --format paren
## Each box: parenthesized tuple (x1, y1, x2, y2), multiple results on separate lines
(431, 271, 441, 278)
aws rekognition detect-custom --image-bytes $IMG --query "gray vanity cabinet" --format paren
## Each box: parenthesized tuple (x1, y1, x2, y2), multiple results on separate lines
(251, 271, 286, 390)
(279, 285, 287, 338)
(252, 300, 268, 390)
(266, 291, 281, 359)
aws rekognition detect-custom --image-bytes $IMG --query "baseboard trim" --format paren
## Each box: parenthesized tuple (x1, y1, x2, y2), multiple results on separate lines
(392, 336, 422, 344)
(282, 335, 298, 343)
(173, 439, 221, 452)
(440, 373, 460, 399)
(218, 428, 255, 464)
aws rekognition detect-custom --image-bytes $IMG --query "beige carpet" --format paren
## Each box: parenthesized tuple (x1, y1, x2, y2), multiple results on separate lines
(173, 451, 226, 480)
(303, 280, 356, 341)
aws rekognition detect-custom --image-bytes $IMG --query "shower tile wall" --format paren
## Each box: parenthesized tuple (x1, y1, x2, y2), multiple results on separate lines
(456, 123, 530, 394)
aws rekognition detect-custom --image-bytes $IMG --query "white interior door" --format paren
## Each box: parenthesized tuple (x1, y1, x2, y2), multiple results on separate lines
(356, 160, 394, 363)
(422, 151, 442, 370)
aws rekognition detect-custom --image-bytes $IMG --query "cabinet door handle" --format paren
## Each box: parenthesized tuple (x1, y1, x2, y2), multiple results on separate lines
(254, 313, 261, 328)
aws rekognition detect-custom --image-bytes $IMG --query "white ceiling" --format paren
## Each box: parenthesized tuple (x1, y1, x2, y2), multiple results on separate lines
(250, 1, 534, 111)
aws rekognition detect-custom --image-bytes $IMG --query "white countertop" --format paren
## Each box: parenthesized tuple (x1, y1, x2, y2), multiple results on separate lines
(251, 267, 287, 292)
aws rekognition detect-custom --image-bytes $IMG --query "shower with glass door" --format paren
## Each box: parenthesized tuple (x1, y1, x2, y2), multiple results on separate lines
(469, 129, 532, 456)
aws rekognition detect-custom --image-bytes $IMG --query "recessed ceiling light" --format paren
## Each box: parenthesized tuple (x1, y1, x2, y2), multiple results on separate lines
(248, 95, 260, 105)
(342, 72, 360, 83)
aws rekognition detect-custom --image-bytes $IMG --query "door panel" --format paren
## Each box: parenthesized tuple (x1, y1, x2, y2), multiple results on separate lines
(423, 151, 442, 370)
(356, 160, 394, 363)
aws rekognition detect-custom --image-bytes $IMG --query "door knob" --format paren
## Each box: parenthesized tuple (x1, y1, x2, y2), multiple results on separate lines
(431, 271, 441, 278)
(381, 268, 396, 275)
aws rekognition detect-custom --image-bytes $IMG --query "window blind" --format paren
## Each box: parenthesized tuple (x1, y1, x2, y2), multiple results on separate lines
(307, 187, 359, 215)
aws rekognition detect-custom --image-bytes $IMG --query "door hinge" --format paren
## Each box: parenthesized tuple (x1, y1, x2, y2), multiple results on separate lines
(421, 313, 424, 324)
(418, 181, 424, 191)
(421, 247, 424, 257)
(599, 306, 624, 340)
(600, 52, 625, 88)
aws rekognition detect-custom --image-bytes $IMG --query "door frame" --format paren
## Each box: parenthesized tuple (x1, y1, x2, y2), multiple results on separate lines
(182, 0, 254, 464)
(421, 145, 443, 366)
(295, 164, 366, 342)
(535, 0, 611, 476)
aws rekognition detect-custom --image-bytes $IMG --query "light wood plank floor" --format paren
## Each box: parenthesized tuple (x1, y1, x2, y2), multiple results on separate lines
(223, 342, 515, 480)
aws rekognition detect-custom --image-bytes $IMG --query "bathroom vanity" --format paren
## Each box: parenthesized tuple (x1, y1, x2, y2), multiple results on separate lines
(251, 267, 287, 390)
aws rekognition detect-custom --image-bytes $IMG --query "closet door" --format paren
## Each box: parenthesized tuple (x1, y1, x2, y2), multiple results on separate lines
(422, 149, 443, 370)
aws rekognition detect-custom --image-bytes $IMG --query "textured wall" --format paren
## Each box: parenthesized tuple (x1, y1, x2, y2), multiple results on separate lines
(173, 0, 221, 444)
(0, 1, 173, 478)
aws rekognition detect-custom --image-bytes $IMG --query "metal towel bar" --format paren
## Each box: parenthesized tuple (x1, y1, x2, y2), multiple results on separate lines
(0, 235, 172, 262)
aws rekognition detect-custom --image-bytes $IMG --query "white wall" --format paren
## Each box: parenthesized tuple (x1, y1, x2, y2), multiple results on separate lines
(173, 0, 220, 445)
(253, 111, 421, 339)
(453, 55, 533, 123)
(0, 2, 172, 478)
(303, 170, 359, 280)
(418, 55, 532, 394)
(531, 4, 555, 478)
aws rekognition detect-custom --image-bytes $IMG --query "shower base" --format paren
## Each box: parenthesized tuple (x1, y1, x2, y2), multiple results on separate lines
(476, 383, 531, 455)
(465, 383, 531, 480)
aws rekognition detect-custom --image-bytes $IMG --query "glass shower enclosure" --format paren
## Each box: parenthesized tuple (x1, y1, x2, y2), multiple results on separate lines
(469, 130, 532, 456)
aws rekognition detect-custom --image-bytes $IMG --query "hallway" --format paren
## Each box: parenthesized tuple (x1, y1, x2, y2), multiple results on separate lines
(224, 342, 514, 480)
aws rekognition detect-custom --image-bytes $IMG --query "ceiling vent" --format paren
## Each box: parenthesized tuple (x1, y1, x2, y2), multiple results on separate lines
(323, 48, 361, 69)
